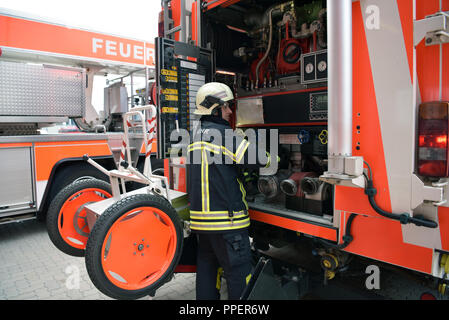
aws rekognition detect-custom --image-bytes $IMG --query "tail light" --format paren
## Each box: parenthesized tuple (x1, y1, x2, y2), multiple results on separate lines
(158, 9, 165, 38)
(418, 102, 449, 177)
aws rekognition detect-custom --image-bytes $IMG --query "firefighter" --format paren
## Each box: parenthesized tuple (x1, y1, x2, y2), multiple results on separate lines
(187, 82, 267, 300)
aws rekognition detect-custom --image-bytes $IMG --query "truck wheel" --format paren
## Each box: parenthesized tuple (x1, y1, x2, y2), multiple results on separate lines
(46, 178, 112, 257)
(85, 193, 183, 300)
(49, 163, 109, 198)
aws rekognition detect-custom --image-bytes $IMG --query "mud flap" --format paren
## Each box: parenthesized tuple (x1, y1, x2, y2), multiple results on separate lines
(241, 257, 309, 300)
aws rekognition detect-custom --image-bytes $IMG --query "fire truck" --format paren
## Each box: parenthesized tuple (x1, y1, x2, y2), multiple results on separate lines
(46, 0, 449, 300)
(0, 9, 160, 226)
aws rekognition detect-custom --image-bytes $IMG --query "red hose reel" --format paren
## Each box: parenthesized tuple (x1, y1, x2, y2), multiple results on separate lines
(276, 37, 309, 76)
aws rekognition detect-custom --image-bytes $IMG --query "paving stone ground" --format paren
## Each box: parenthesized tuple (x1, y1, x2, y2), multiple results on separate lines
(2, 218, 446, 303)
(0, 218, 200, 300)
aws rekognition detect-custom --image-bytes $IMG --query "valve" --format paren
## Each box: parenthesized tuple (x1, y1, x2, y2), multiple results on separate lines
(321, 253, 338, 284)
(320, 253, 339, 272)
(297, 130, 310, 144)
(438, 281, 447, 296)
(440, 253, 449, 280)
(437, 253, 449, 298)
(317, 248, 352, 285)
(319, 129, 328, 145)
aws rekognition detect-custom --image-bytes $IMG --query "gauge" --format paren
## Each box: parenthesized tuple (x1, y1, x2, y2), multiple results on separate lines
(318, 60, 327, 72)
(305, 63, 314, 74)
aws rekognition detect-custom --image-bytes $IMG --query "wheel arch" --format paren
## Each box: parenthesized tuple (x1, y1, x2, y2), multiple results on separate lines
(37, 156, 116, 220)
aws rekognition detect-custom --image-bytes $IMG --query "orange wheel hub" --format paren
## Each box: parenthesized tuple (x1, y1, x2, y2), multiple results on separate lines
(58, 188, 111, 249)
(100, 206, 177, 290)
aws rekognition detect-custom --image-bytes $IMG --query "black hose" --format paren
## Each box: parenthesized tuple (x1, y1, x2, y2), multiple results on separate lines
(319, 165, 439, 251)
(318, 213, 357, 250)
(364, 172, 438, 229)
(318, 163, 438, 253)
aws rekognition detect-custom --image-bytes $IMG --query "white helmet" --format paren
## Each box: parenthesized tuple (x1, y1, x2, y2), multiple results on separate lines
(194, 82, 234, 115)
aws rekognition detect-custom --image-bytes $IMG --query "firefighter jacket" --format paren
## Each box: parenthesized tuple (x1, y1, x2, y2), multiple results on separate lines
(187, 116, 267, 233)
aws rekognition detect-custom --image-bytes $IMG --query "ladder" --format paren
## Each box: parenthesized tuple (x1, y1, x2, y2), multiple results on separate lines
(162, 0, 201, 45)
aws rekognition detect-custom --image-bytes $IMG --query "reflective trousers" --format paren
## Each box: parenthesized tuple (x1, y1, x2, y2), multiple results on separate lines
(195, 228, 252, 300)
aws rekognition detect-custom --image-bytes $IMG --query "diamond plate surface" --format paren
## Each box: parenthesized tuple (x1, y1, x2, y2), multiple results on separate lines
(0, 61, 85, 118)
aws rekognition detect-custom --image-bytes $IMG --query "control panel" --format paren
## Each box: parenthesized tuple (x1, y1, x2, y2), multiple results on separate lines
(309, 92, 328, 121)
(155, 38, 214, 158)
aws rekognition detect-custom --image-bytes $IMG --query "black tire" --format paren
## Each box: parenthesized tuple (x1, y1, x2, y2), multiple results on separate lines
(49, 163, 109, 199)
(46, 178, 112, 257)
(85, 193, 183, 300)
(38, 162, 110, 221)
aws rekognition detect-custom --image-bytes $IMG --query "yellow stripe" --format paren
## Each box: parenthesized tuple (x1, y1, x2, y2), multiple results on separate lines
(235, 139, 249, 156)
(235, 140, 250, 163)
(216, 267, 224, 290)
(265, 152, 271, 168)
(188, 141, 248, 163)
(221, 147, 237, 161)
(187, 146, 221, 154)
(190, 210, 245, 214)
(189, 141, 221, 152)
(205, 150, 210, 211)
(264, 152, 279, 169)
(191, 216, 229, 220)
(200, 149, 210, 212)
(237, 179, 248, 210)
(190, 210, 246, 215)
(201, 149, 206, 211)
(191, 222, 250, 231)
(190, 213, 248, 220)
(191, 218, 250, 226)
(191, 225, 251, 231)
